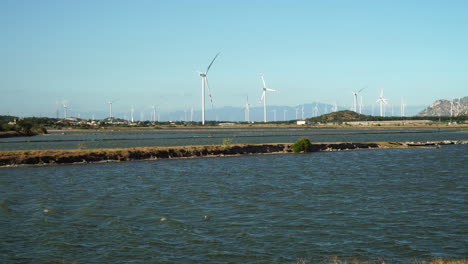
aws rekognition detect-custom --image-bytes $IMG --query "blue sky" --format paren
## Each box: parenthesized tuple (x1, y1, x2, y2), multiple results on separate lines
(1, 0, 467, 118)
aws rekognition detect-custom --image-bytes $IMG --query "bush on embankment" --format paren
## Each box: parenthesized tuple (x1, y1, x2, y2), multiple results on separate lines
(291, 137, 312, 153)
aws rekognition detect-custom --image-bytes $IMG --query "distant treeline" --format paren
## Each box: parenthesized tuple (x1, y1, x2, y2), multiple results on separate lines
(0, 116, 48, 136)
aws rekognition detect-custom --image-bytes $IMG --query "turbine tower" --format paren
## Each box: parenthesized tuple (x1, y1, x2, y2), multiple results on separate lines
(152, 105, 157, 122)
(196, 53, 220, 125)
(376, 90, 388, 117)
(352, 88, 365, 112)
(359, 95, 364, 114)
(62, 103, 68, 119)
(131, 106, 135, 123)
(244, 96, 250, 122)
(283, 109, 288, 121)
(259, 73, 280, 122)
(107, 99, 118, 120)
(190, 106, 194, 122)
(400, 98, 405, 117)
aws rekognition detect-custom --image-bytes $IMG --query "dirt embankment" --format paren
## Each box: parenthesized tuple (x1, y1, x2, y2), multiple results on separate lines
(0, 141, 465, 167)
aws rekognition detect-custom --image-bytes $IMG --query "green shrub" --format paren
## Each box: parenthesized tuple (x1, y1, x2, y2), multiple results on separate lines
(222, 138, 233, 150)
(291, 137, 312, 153)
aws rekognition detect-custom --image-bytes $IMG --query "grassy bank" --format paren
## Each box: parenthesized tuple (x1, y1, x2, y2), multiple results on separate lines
(1, 141, 464, 167)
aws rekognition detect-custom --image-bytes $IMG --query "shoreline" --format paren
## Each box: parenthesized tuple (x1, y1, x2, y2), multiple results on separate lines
(1, 140, 466, 167)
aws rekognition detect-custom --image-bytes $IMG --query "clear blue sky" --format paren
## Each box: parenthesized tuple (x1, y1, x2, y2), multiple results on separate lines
(1, 0, 467, 117)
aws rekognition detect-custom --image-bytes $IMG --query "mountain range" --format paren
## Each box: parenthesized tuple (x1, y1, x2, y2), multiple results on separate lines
(417, 96, 468, 117)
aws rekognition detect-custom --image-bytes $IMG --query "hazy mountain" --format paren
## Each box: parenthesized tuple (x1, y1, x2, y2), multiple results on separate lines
(417, 96, 468, 117)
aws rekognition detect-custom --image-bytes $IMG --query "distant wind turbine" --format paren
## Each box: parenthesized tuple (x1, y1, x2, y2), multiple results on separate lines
(152, 105, 157, 122)
(244, 96, 250, 122)
(313, 104, 319, 117)
(353, 88, 365, 113)
(376, 90, 388, 117)
(107, 99, 118, 120)
(259, 73, 280, 122)
(196, 53, 220, 125)
(359, 95, 364, 114)
(283, 109, 288, 121)
(400, 98, 406, 117)
(62, 102, 68, 119)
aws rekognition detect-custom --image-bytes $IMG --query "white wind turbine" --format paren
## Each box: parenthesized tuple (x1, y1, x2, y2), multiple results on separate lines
(244, 96, 250, 122)
(196, 53, 220, 125)
(352, 88, 365, 113)
(259, 73, 280, 122)
(190, 106, 194, 122)
(107, 99, 118, 120)
(152, 105, 157, 122)
(283, 109, 288, 121)
(376, 90, 388, 117)
(400, 98, 406, 117)
(130, 106, 135, 123)
(62, 102, 69, 119)
(359, 95, 364, 114)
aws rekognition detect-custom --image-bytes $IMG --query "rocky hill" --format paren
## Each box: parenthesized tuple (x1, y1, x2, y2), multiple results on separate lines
(417, 96, 468, 117)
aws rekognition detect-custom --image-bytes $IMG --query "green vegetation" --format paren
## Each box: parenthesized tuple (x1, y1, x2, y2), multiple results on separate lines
(0, 116, 47, 136)
(306, 110, 468, 124)
(291, 137, 312, 153)
(222, 138, 233, 150)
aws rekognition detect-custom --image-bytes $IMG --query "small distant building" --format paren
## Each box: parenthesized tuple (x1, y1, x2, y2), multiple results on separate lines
(296, 120, 306, 125)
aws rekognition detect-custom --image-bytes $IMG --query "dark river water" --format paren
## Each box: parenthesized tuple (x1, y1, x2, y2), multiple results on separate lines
(1, 128, 467, 263)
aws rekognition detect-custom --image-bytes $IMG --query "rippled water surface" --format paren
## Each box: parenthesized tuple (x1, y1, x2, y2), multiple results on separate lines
(0, 127, 466, 150)
(1, 143, 467, 263)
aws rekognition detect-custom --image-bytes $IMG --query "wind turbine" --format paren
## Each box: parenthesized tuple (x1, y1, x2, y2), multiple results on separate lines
(152, 105, 157, 122)
(400, 98, 405, 117)
(259, 73, 280, 122)
(62, 102, 68, 119)
(196, 53, 220, 125)
(244, 96, 250, 122)
(450, 100, 454, 117)
(190, 106, 194, 122)
(352, 88, 365, 112)
(376, 90, 388, 117)
(332, 102, 338, 112)
(283, 109, 288, 121)
(359, 95, 364, 114)
(107, 99, 118, 120)
(131, 106, 135, 123)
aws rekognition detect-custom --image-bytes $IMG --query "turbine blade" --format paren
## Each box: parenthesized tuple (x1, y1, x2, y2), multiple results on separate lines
(206, 52, 220, 74)
(259, 92, 265, 104)
(260, 73, 267, 88)
(205, 77, 214, 109)
(266, 88, 280, 92)
(358, 87, 365, 93)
